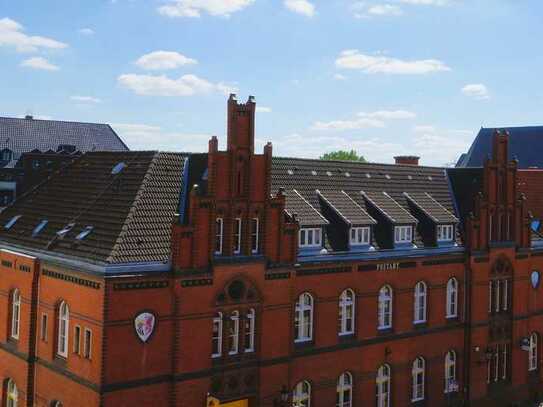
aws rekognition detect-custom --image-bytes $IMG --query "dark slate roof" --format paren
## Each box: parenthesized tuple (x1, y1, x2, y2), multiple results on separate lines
(317, 190, 376, 225)
(0, 151, 187, 265)
(0, 117, 129, 164)
(362, 191, 418, 224)
(284, 189, 328, 226)
(447, 167, 483, 224)
(457, 126, 543, 169)
(404, 192, 458, 224)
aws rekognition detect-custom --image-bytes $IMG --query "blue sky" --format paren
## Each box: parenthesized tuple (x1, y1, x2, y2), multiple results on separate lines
(1, 0, 542, 166)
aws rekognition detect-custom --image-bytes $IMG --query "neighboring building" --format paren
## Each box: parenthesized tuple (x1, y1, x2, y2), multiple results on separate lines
(0, 115, 129, 204)
(1, 96, 543, 407)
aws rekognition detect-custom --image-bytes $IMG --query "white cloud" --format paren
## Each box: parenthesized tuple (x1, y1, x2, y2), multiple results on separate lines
(0, 17, 68, 53)
(256, 106, 272, 113)
(135, 51, 197, 70)
(71, 95, 102, 104)
(333, 73, 347, 80)
(359, 110, 416, 120)
(118, 73, 237, 96)
(335, 50, 450, 74)
(78, 28, 95, 36)
(284, 0, 315, 17)
(367, 4, 403, 16)
(20, 57, 59, 71)
(398, 0, 450, 5)
(461, 83, 490, 100)
(411, 125, 472, 166)
(158, 0, 255, 18)
(312, 109, 416, 131)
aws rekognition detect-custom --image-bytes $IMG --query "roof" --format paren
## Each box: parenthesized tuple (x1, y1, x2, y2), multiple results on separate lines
(284, 189, 328, 226)
(362, 191, 418, 224)
(317, 190, 376, 225)
(0, 151, 187, 265)
(457, 126, 543, 169)
(0, 117, 128, 165)
(404, 192, 458, 224)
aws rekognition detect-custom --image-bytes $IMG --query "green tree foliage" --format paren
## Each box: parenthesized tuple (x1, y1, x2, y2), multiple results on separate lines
(319, 150, 367, 162)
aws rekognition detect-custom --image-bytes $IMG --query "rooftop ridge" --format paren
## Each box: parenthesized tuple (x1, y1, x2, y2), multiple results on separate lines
(273, 155, 447, 170)
(0, 116, 113, 127)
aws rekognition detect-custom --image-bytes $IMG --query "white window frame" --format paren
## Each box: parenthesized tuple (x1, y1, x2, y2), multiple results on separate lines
(378, 285, 393, 330)
(11, 289, 21, 340)
(57, 301, 69, 358)
(84, 328, 92, 359)
(529, 333, 538, 371)
(215, 218, 223, 255)
(299, 228, 322, 248)
(295, 293, 314, 343)
(233, 218, 242, 254)
(394, 225, 413, 244)
(376, 364, 391, 407)
(251, 218, 259, 254)
(338, 289, 355, 336)
(337, 372, 353, 407)
(7, 378, 18, 407)
(413, 281, 427, 324)
(211, 312, 223, 358)
(444, 350, 457, 393)
(350, 226, 370, 246)
(437, 224, 454, 242)
(74, 325, 81, 354)
(292, 380, 311, 407)
(446, 278, 458, 318)
(244, 308, 255, 353)
(412, 357, 425, 402)
(228, 311, 240, 355)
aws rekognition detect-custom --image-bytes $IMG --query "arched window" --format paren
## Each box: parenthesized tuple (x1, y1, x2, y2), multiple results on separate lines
(292, 380, 311, 407)
(446, 278, 458, 318)
(7, 378, 18, 407)
(412, 357, 425, 401)
(211, 312, 222, 358)
(51, 402, 63, 407)
(295, 293, 313, 343)
(445, 350, 457, 392)
(336, 372, 353, 407)
(11, 289, 21, 339)
(378, 285, 393, 330)
(529, 333, 538, 371)
(339, 289, 355, 336)
(57, 301, 69, 358)
(228, 311, 239, 355)
(414, 281, 427, 324)
(376, 364, 391, 407)
(244, 308, 255, 353)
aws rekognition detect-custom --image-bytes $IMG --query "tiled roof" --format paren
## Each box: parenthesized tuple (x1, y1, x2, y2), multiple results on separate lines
(317, 190, 376, 225)
(284, 189, 328, 226)
(0, 151, 187, 265)
(362, 191, 418, 224)
(404, 192, 458, 223)
(0, 117, 128, 164)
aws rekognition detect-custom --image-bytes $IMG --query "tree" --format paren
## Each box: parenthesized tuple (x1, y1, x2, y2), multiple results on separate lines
(319, 150, 366, 162)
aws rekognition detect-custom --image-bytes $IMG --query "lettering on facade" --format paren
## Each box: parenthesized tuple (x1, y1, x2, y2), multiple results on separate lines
(376, 262, 400, 272)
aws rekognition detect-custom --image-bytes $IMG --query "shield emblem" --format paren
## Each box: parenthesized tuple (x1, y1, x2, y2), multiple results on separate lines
(134, 312, 156, 343)
(531, 271, 540, 289)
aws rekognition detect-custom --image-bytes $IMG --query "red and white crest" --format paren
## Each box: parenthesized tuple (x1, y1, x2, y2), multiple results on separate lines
(134, 312, 156, 343)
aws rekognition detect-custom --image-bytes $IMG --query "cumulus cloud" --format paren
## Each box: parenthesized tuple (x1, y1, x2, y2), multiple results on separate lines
(312, 109, 415, 131)
(0, 17, 68, 53)
(20, 57, 59, 71)
(78, 28, 95, 36)
(461, 83, 490, 100)
(333, 73, 347, 80)
(359, 110, 416, 120)
(71, 95, 101, 104)
(398, 0, 450, 5)
(135, 51, 197, 70)
(256, 106, 272, 113)
(158, 0, 255, 18)
(335, 50, 450, 74)
(367, 4, 403, 15)
(284, 0, 315, 17)
(411, 125, 473, 166)
(118, 73, 237, 96)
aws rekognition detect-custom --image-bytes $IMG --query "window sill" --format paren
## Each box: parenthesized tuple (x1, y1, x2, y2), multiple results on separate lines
(338, 333, 356, 343)
(413, 321, 428, 330)
(294, 340, 314, 350)
(411, 399, 426, 407)
(377, 327, 394, 336)
(446, 315, 459, 323)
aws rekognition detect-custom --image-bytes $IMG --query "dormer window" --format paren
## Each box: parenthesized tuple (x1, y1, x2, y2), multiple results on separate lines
(233, 218, 242, 254)
(437, 224, 454, 242)
(299, 227, 322, 248)
(394, 225, 412, 244)
(215, 218, 224, 255)
(350, 226, 370, 246)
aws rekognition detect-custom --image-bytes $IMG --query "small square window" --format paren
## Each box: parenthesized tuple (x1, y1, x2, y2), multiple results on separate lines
(394, 226, 413, 244)
(437, 225, 454, 242)
(350, 226, 370, 246)
(299, 228, 322, 248)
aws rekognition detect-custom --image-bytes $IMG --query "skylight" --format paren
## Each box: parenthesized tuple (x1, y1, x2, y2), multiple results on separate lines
(345, 172, 351, 177)
(111, 162, 127, 175)
(32, 220, 48, 237)
(385, 174, 391, 179)
(4, 215, 21, 230)
(56, 223, 75, 239)
(326, 171, 332, 176)
(311, 170, 317, 176)
(287, 169, 294, 175)
(75, 226, 94, 241)
(366, 173, 371, 178)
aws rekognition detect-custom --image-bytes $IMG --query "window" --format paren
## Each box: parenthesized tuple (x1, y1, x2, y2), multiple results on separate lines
(215, 218, 223, 255)
(52, 402, 63, 407)
(4, 215, 21, 230)
(299, 228, 322, 248)
(57, 301, 69, 358)
(445, 350, 457, 393)
(251, 218, 259, 254)
(412, 357, 425, 401)
(1, 149, 12, 161)
(292, 381, 311, 407)
(338, 289, 355, 336)
(6, 378, 18, 407)
(414, 281, 427, 324)
(233, 218, 242, 254)
(487, 343, 509, 383)
(529, 333, 538, 371)
(446, 278, 458, 318)
(74, 325, 81, 354)
(84, 328, 92, 359)
(394, 225, 412, 244)
(10, 289, 21, 340)
(228, 311, 240, 355)
(437, 224, 454, 241)
(41, 313, 48, 341)
(337, 372, 352, 407)
(244, 308, 255, 353)
(32, 219, 48, 237)
(294, 293, 313, 343)
(376, 364, 391, 407)
(212, 312, 223, 358)
(489, 279, 510, 314)
(350, 226, 370, 246)
(378, 285, 393, 330)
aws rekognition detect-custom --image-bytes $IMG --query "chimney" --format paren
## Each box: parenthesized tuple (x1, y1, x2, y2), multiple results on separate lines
(394, 155, 420, 166)
(25, 115, 33, 120)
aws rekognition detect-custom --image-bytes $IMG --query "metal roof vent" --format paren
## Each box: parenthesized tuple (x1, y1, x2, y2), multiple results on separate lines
(427, 176, 433, 181)
(75, 226, 94, 241)
(385, 174, 391, 179)
(111, 162, 127, 175)
(311, 170, 317, 176)
(366, 173, 371, 178)
(287, 169, 294, 175)
(32, 220, 48, 237)
(4, 215, 21, 230)
(345, 172, 351, 177)
(408, 175, 413, 180)
(56, 223, 75, 239)
(326, 171, 332, 176)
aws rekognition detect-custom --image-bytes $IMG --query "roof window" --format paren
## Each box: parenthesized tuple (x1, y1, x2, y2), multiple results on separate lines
(111, 162, 127, 175)
(76, 226, 94, 241)
(326, 171, 332, 176)
(311, 170, 317, 176)
(287, 169, 294, 175)
(345, 172, 351, 177)
(427, 176, 433, 181)
(408, 175, 413, 180)
(56, 223, 75, 239)
(366, 173, 371, 178)
(4, 215, 21, 230)
(32, 220, 48, 237)
(385, 174, 391, 179)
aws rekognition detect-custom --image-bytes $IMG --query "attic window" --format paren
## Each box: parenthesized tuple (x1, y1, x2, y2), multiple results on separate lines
(76, 226, 94, 241)
(4, 215, 21, 230)
(57, 223, 75, 239)
(111, 162, 127, 175)
(32, 220, 48, 237)
(394, 225, 412, 244)
(311, 170, 317, 176)
(287, 169, 294, 175)
(326, 171, 332, 176)
(437, 224, 454, 241)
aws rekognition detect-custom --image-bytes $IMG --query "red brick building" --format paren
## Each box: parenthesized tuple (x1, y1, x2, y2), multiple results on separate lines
(1, 95, 543, 407)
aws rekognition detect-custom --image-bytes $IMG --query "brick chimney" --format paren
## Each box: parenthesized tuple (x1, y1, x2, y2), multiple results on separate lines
(394, 155, 420, 166)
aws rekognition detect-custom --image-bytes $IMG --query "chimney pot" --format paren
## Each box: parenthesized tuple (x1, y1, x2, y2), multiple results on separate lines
(25, 115, 33, 120)
(394, 155, 420, 166)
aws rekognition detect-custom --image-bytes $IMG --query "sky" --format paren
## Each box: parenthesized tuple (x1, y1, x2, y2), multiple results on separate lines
(1, 0, 542, 166)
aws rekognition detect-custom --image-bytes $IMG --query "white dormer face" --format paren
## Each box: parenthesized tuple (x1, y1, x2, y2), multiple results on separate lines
(350, 226, 370, 246)
(299, 228, 322, 248)
(394, 225, 413, 244)
(437, 224, 454, 242)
